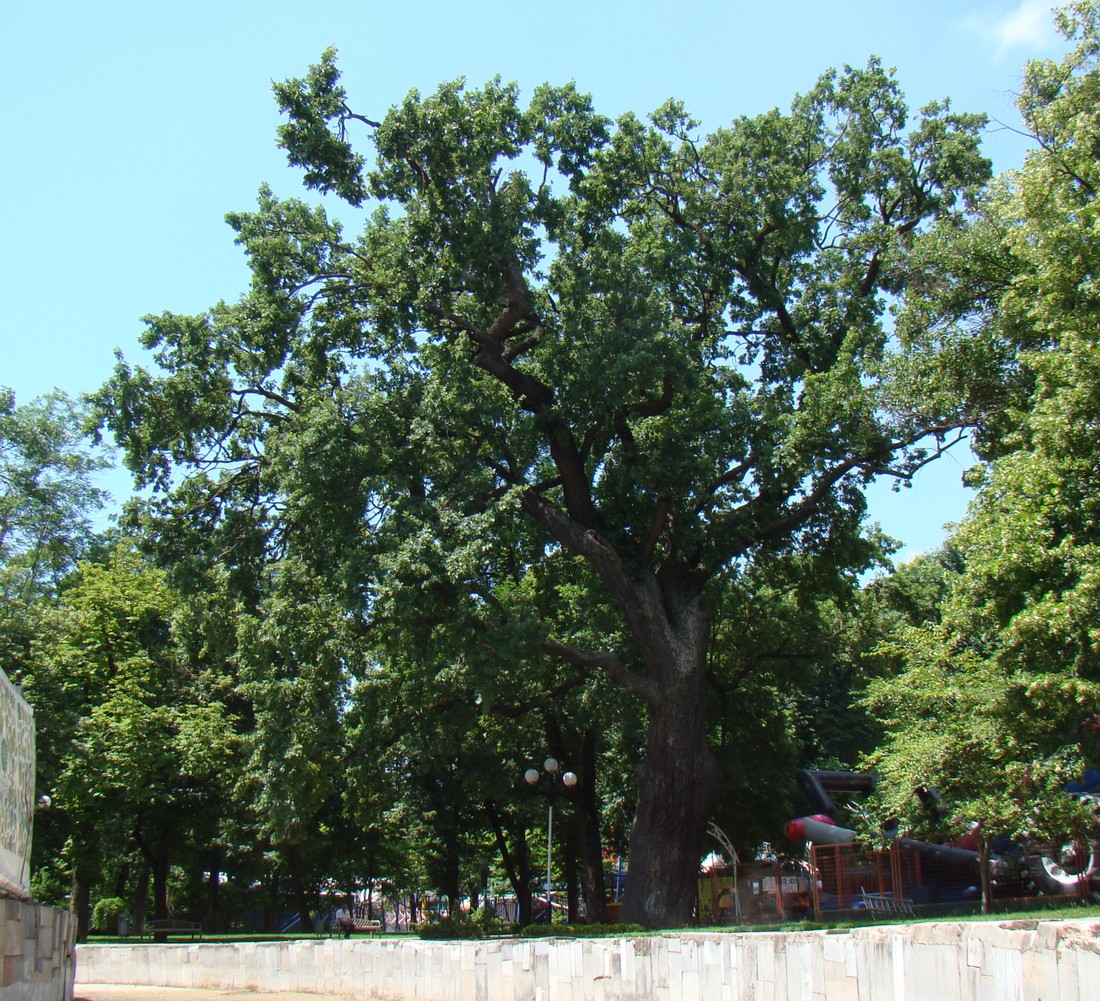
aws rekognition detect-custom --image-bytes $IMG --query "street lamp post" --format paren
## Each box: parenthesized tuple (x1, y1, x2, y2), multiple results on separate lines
(524, 757, 577, 923)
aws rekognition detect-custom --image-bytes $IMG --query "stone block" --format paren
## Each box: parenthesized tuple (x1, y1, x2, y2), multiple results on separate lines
(4, 952, 21, 987)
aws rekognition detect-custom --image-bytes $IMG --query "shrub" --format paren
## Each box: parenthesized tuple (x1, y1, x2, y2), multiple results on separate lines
(519, 922, 646, 938)
(91, 897, 128, 934)
(416, 911, 518, 940)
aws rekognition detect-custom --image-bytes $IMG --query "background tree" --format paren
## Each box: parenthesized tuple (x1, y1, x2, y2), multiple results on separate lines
(861, 1, 1100, 908)
(24, 545, 237, 939)
(0, 389, 109, 678)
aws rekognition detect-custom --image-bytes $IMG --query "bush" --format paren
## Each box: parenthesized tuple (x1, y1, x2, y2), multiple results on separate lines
(91, 897, 128, 934)
(416, 910, 518, 940)
(519, 922, 646, 938)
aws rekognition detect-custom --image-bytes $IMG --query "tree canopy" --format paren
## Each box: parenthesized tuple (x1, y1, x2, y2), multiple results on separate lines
(90, 46, 997, 926)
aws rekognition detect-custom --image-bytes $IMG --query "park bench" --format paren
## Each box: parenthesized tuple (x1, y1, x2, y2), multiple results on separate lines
(139, 919, 203, 939)
(326, 916, 383, 937)
(859, 889, 915, 917)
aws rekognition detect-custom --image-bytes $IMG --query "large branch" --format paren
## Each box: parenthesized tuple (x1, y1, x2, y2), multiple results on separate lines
(756, 422, 966, 542)
(542, 638, 659, 705)
(487, 260, 602, 527)
(756, 456, 865, 541)
(696, 454, 757, 512)
(638, 495, 671, 566)
(521, 490, 622, 575)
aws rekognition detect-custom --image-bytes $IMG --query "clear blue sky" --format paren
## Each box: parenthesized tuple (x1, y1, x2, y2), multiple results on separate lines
(0, 1, 1069, 560)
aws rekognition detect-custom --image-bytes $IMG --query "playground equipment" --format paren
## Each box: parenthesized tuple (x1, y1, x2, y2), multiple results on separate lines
(784, 770, 1100, 905)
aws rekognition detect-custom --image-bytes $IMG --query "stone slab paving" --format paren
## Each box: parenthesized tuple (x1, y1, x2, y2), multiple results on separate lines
(76, 987, 366, 1001)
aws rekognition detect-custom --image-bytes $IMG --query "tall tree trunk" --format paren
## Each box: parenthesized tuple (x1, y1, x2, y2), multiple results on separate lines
(514, 830, 534, 925)
(543, 718, 608, 923)
(151, 855, 170, 942)
(621, 682, 716, 926)
(205, 849, 220, 933)
(618, 580, 717, 928)
(485, 797, 534, 924)
(69, 819, 100, 942)
(576, 730, 609, 923)
(564, 837, 580, 923)
(134, 825, 173, 943)
(112, 858, 131, 902)
(524, 493, 719, 928)
(262, 873, 279, 933)
(284, 850, 314, 933)
(132, 859, 149, 936)
(70, 869, 91, 943)
(979, 831, 992, 916)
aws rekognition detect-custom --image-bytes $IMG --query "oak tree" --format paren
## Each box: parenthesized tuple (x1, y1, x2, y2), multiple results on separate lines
(97, 58, 990, 925)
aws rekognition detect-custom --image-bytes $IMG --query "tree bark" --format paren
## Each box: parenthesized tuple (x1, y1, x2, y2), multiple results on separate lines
(134, 825, 173, 943)
(205, 849, 220, 933)
(979, 832, 992, 916)
(620, 678, 716, 926)
(564, 836, 580, 923)
(616, 576, 717, 928)
(151, 855, 170, 942)
(484, 797, 533, 924)
(70, 869, 91, 944)
(576, 731, 609, 923)
(132, 859, 149, 936)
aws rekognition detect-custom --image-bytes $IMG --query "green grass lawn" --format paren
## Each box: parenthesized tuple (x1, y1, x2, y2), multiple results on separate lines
(83, 899, 1100, 945)
(697, 897, 1100, 935)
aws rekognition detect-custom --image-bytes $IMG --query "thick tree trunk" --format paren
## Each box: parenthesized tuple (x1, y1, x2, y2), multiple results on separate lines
(522, 492, 719, 929)
(618, 581, 717, 929)
(620, 682, 717, 927)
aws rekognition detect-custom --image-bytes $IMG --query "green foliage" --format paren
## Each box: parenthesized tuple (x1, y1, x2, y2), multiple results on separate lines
(519, 922, 646, 938)
(91, 897, 128, 933)
(22, 542, 241, 932)
(861, 2, 1100, 850)
(416, 908, 518, 939)
(0, 389, 110, 677)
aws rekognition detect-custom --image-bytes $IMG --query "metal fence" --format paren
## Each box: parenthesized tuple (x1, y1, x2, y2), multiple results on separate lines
(0, 666, 35, 898)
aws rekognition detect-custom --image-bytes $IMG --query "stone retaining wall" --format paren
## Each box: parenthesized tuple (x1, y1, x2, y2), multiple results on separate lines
(76, 919, 1100, 1001)
(3, 897, 75, 1001)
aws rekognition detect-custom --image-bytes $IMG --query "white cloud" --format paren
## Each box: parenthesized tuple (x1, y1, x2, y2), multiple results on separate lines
(963, 1, 1061, 58)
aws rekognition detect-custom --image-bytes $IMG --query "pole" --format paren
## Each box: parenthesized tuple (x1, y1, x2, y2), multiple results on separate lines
(524, 759, 574, 926)
(545, 797, 554, 922)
